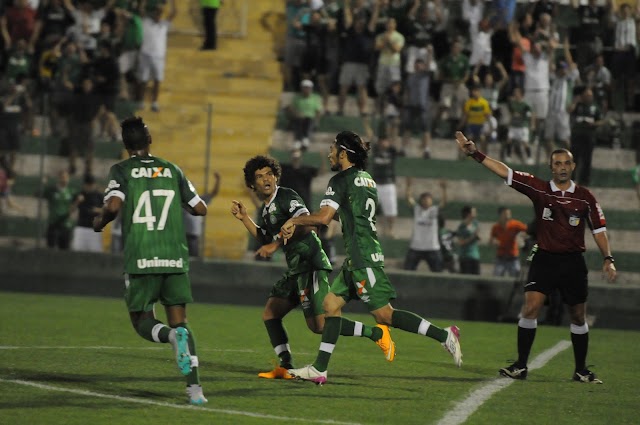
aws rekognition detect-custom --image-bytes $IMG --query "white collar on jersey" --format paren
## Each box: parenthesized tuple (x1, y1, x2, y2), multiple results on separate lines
(264, 186, 280, 208)
(550, 180, 576, 193)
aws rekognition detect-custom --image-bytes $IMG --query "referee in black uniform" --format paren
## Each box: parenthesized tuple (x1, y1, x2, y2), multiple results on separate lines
(455, 131, 617, 384)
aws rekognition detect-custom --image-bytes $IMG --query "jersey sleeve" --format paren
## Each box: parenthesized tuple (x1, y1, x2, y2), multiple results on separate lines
(103, 164, 127, 202)
(506, 168, 547, 200)
(283, 189, 310, 218)
(175, 166, 203, 208)
(320, 174, 345, 211)
(585, 188, 607, 234)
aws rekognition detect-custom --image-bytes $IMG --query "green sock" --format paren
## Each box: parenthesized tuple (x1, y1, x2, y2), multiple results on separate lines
(313, 316, 342, 372)
(340, 318, 382, 341)
(176, 322, 200, 385)
(136, 318, 171, 343)
(264, 318, 292, 368)
(391, 310, 448, 343)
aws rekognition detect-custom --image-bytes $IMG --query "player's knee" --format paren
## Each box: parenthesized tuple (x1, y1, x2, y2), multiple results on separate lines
(322, 297, 341, 316)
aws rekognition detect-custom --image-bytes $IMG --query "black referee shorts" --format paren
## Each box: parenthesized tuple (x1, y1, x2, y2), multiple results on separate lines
(525, 249, 588, 306)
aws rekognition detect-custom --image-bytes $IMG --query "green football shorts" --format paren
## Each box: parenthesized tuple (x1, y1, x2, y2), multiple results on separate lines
(330, 266, 397, 311)
(124, 273, 194, 312)
(269, 270, 330, 318)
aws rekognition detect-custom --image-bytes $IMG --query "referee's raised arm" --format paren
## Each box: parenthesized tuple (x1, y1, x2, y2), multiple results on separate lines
(455, 131, 509, 179)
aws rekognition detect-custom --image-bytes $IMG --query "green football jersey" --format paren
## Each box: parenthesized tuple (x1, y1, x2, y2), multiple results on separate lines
(257, 186, 331, 275)
(321, 167, 384, 270)
(508, 100, 532, 129)
(103, 155, 202, 274)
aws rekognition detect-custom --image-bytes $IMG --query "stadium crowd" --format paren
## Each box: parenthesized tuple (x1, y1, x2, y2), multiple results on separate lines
(282, 0, 638, 163)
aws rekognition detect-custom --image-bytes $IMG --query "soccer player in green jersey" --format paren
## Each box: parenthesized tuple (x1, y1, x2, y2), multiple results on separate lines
(231, 155, 396, 380)
(281, 131, 462, 384)
(93, 117, 208, 404)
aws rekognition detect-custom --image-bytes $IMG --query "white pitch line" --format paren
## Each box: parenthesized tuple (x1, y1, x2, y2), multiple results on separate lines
(0, 378, 362, 425)
(0, 346, 256, 353)
(436, 340, 571, 425)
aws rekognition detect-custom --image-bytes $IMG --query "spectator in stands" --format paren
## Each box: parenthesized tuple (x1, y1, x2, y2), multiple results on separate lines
(511, 22, 553, 146)
(42, 169, 78, 250)
(0, 74, 32, 175)
(280, 149, 318, 207)
(65, 0, 116, 58)
(0, 157, 21, 216)
(529, 0, 557, 24)
(507, 16, 531, 93)
(374, 17, 404, 113)
(544, 38, 579, 160)
(584, 54, 611, 114)
(71, 174, 104, 252)
(531, 12, 558, 46)
(5, 38, 32, 82)
(69, 77, 101, 176)
(287, 79, 322, 151)
(52, 39, 87, 146)
(93, 41, 121, 141)
(461, 0, 483, 42)
(200, 0, 220, 51)
(505, 86, 535, 164)
(569, 87, 603, 186)
(113, 7, 142, 101)
(402, 57, 432, 158)
(490, 206, 527, 278)
(183, 171, 220, 257)
(382, 80, 403, 146)
(283, 0, 310, 91)
(1, 0, 37, 53)
(611, 2, 637, 111)
(456, 205, 480, 275)
(300, 9, 332, 113)
(571, 0, 609, 72)
(459, 84, 492, 155)
(136, 0, 176, 112)
(371, 138, 398, 238)
(336, 0, 376, 116)
(469, 19, 493, 74)
(404, 179, 447, 272)
(436, 39, 469, 137)
(404, 2, 439, 76)
(438, 214, 456, 273)
(31, 0, 74, 51)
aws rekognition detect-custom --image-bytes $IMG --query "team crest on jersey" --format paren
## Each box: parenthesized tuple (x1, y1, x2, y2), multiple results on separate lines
(131, 167, 173, 179)
(542, 207, 553, 221)
(268, 203, 277, 214)
(569, 215, 580, 227)
(289, 200, 302, 212)
(325, 186, 335, 196)
(270, 214, 277, 224)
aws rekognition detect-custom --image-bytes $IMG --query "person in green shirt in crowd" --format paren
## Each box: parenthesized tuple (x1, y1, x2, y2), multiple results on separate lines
(200, 0, 221, 50)
(287, 79, 322, 151)
(456, 205, 480, 275)
(41, 169, 79, 250)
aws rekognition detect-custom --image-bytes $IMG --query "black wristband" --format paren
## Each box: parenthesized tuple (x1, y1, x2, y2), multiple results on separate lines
(604, 255, 615, 263)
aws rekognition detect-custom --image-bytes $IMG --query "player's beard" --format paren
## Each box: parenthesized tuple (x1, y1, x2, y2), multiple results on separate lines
(330, 162, 340, 172)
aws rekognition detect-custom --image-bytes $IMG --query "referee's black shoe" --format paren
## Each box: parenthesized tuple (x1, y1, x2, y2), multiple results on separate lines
(573, 369, 603, 384)
(499, 362, 528, 380)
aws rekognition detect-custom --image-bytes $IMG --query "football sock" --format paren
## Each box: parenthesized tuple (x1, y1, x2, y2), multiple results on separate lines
(570, 323, 589, 372)
(517, 318, 537, 366)
(175, 322, 200, 385)
(264, 318, 292, 368)
(136, 318, 171, 343)
(313, 316, 342, 372)
(391, 309, 448, 342)
(339, 318, 382, 341)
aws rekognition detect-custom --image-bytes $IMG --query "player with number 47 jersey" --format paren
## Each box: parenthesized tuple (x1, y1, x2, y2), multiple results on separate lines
(104, 151, 198, 274)
(93, 117, 208, 405)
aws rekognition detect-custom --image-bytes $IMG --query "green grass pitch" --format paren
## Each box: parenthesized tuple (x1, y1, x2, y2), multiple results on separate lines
(1, 292, 638, 425)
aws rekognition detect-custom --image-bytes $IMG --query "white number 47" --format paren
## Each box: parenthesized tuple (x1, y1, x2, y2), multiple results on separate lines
(132, 189, 175, 231)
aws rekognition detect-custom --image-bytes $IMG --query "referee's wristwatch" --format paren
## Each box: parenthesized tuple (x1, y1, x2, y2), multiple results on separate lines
(603, 255, 615, 263)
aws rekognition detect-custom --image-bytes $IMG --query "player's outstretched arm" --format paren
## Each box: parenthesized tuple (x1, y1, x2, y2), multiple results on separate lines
(455, 131, 509, 180)
(230, 200, 261, 240)
(281, 206, 336, 242)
